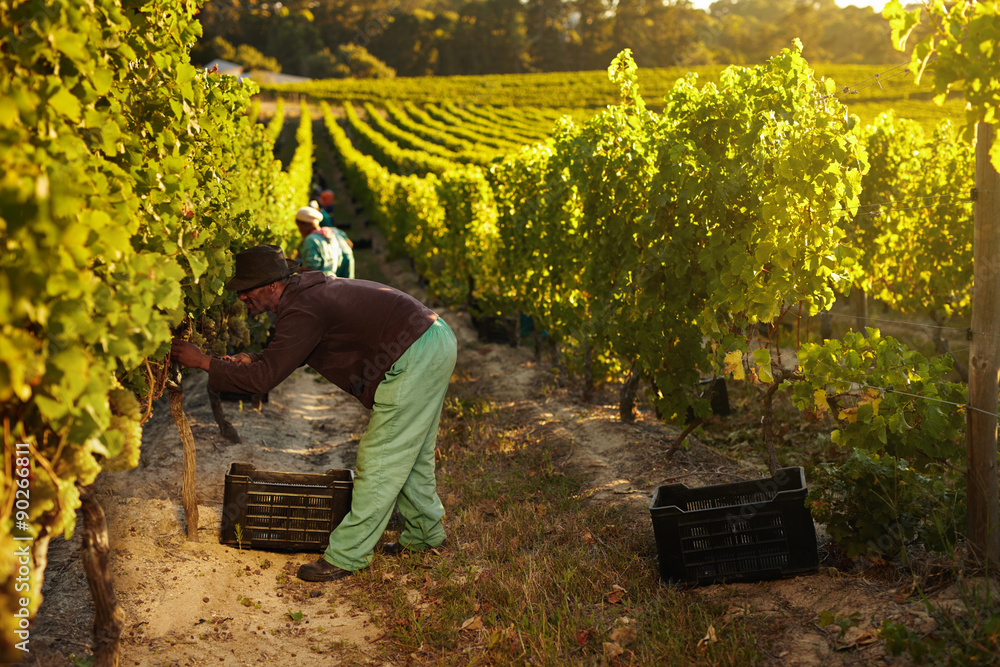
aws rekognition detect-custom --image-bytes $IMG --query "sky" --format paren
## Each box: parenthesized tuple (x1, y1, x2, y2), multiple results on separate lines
(688, 1, 888, 11)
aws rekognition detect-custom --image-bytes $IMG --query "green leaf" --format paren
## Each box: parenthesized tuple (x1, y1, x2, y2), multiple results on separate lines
(884, 0, 923, 51)
(185, 251, 208, 282)
(754, 240, 775, 266)
(177, 63, 197, 84)
(50, 350, 90, 402)
(90, 68, 114, 96)
(35, 394, 69, 421)
(48, 86, 81, 122)
(752, 348, 773, 383)
(0, 96, 17, 128)
(53, 29, 89, 62)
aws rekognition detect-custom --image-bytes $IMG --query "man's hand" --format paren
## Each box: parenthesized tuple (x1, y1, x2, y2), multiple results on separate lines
(170, 340, 211, 371)
(227, 352, 253, 365)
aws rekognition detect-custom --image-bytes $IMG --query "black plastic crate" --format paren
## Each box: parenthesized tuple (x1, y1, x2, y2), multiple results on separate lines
(220, 463, 353, 552)
(649, 467, 818, 585)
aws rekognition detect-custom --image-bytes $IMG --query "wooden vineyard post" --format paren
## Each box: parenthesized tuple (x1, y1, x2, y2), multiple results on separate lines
(967, 120, 1000, 567)
(854, 287, 867, 333)
(79, 485, 123, 666)
(167, 364, 199, 539)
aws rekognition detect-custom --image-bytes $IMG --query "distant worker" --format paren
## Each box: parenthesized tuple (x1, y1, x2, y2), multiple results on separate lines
(295, 207, 340, 277)
(319, 188, 335, 214)
(298, 206, 355, 279)
(317, 189, 352, 231)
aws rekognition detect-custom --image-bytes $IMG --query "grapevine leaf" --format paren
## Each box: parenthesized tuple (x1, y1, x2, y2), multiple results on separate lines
(48, 86, 81, 122)
(723, 350, 745, 380)
(752, 348, 773, 384)
(0, 96, 17, 128)
(839, 407, 858, 424)
(813, 390, 830, 417)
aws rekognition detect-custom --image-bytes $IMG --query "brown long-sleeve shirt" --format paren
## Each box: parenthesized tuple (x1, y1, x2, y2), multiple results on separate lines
(208, 272, 438, 409)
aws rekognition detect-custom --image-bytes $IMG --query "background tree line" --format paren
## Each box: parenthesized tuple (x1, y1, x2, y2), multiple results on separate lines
(191, 0, 907, 79)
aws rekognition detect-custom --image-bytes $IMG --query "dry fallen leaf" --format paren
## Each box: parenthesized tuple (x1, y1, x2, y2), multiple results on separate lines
(697, 624, 718, 649)
(460, 615, 483, 632)
(603, 641, 624, 659)
(839, 628, 880, 650)
(610, 624, 638, 646)
(606, 584, 627, 604)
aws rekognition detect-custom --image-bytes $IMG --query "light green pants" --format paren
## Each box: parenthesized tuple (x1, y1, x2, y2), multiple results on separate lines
(324, 318, 457, 571)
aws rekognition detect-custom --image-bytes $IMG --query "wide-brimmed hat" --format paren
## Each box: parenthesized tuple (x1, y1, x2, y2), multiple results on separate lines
(225, 244, 300, 292)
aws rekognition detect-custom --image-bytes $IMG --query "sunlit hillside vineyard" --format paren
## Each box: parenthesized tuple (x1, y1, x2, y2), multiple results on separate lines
(2, 0, 990, 660)
(261, 62, 966, 132)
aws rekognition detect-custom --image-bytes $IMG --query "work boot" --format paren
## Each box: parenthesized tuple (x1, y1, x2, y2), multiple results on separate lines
(296, 558, 352, 582)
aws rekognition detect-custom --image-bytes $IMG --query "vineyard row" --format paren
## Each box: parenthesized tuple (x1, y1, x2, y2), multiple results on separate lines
(0, 0, 312, 658)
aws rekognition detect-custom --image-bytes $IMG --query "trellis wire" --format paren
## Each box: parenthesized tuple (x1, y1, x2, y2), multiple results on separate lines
(796, 370, 995, 420)
(829, 60, 919, 101)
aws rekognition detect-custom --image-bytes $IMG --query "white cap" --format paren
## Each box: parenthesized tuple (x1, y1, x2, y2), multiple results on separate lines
(295, 206, 323, 225)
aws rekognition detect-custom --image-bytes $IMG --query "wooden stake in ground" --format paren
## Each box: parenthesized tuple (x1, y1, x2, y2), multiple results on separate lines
(167, 364, 199, 539)
(79, 484, 123, 667)
(967, 120, 1000, 567)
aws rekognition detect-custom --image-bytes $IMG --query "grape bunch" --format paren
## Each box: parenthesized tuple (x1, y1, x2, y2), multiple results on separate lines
(103, 388, 143, 473)
(188, 328, 207, 348)
(225, 305, 251, 350)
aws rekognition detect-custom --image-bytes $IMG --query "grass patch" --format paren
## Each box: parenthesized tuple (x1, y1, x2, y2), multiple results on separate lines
(882, 579, 1000, 665)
